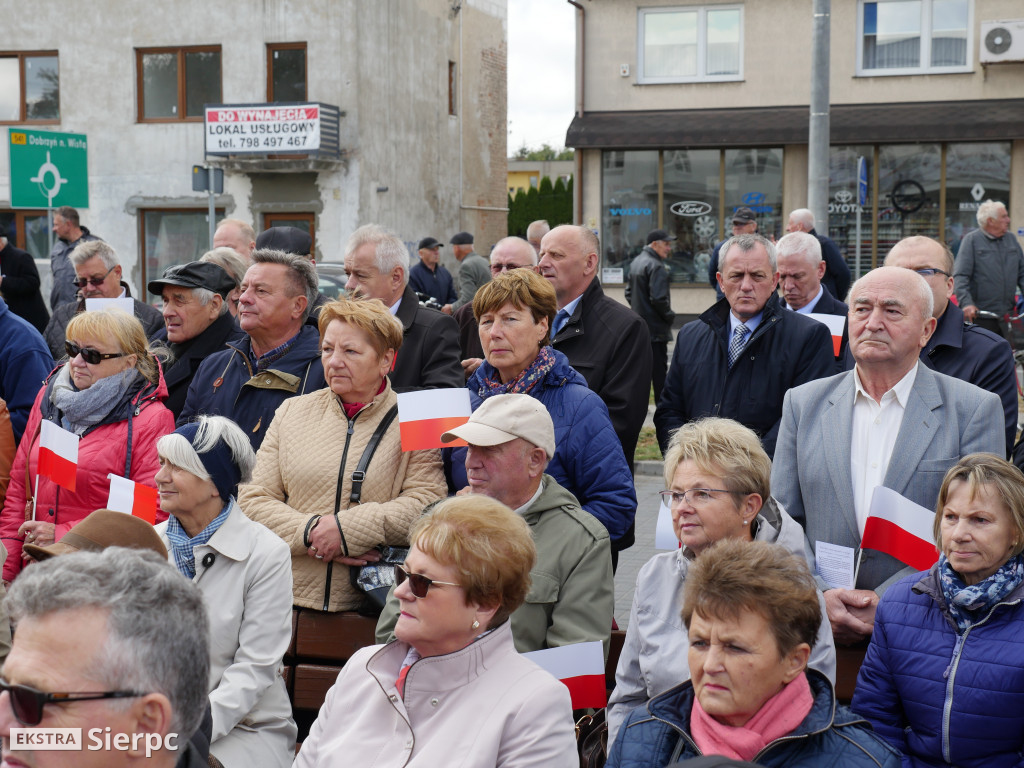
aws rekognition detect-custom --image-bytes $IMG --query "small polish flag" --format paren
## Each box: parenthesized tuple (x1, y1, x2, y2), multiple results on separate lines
(106, 474, 159, 525)
(807, 313, 847, 357)
(861, 486, 939, 571)
(38, 421, 79, 492)
(397, 389, 472, 451)
(522, 641, 606, 709)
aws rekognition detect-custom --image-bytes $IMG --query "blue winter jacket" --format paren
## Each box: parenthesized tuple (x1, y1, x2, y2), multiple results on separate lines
(0, 297, 54, 441)
(608, 669, 899, 768)
(852, 565, 1024, 768)
(178, 325, 326, 450)
(453, 349, 637, 542)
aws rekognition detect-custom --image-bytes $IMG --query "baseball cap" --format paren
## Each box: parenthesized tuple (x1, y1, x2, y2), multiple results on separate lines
(646, 229, 677, 245)
(24, 508, 167, 561)
(441, 394, 556, 457)
(148, 261, 237, 298)
(255, 226, 313, 256)
(418, 237, 443, 250)
(731, 207, 756, 225)
(450, 231, 474, 246)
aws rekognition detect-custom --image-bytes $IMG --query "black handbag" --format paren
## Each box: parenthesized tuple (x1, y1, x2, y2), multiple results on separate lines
(576, 709, 608, 768)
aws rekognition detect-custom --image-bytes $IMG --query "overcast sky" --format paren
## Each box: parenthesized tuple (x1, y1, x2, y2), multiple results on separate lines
(507, 0, 576, 153)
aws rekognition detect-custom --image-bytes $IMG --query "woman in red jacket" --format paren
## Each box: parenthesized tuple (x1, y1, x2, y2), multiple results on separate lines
(1, 308, 174, 582)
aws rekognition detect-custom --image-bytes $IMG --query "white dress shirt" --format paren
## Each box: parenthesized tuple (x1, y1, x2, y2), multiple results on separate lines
(850, 362, 918, 535)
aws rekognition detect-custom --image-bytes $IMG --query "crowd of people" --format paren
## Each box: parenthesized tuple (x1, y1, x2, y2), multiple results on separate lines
(0, 203, 1021, 767)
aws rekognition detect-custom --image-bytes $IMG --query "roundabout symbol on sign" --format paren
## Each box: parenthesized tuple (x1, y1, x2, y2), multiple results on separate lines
(29, 151, 69, 206)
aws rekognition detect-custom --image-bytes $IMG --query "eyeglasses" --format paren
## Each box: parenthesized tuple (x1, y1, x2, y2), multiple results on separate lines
(0, 678, 144, 726)
(395, 565, 461, 599)
(912, 268, 951, 278)
(659, 488, 744, 508)
(72, 265, 116, 288)
(490, 263, 528, 275)
(65, 341, 127, 365)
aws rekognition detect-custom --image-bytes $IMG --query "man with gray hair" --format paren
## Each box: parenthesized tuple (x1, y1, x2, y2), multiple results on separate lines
(375, 393, 613, 657)
(786, 207, 852, 301)
(953, 199, 1024, 339)
(49, 205, 100, 309)
(179, 249, 325, 449)
(655, 233, 836, 457)
(0, 547, 210, 768)
(147, 261, 244, 418)
(343, 224, 462, 391)
(773, 266, 1003, 644)
(44, 240, 163, 359)
(777, 230, 849, 360)
(526, 219, 550, 255)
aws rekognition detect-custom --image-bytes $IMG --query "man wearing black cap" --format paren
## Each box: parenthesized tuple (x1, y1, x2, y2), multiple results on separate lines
(148, 262, 243, 418)
(707, 206, 759, 301)
(409, 236, 457, 309)
(450, 231, 490, 313)
(626, 229, 677, 403)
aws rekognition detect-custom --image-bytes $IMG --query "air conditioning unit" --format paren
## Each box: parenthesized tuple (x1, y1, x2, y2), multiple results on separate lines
(979, 19, 1024, 64)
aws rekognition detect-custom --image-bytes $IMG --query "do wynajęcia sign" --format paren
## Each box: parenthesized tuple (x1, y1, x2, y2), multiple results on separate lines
(204, 104, 322, 155)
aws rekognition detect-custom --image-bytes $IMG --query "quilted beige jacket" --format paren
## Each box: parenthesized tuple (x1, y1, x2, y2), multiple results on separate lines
(238, 382, 446, 611)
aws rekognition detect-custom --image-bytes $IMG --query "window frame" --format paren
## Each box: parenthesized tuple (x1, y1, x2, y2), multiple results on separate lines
(0, 51, 60, 125)
(856, 0, 974, 76)
(136, 45, 222, 123)
(636, 5, 744, 85)
(266, 42, 307, 102)
(139, 207, 224, 289)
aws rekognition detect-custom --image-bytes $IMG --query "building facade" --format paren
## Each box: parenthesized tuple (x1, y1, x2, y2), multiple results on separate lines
(1, 0, 507, 299)
(566, 0, 1024, 302)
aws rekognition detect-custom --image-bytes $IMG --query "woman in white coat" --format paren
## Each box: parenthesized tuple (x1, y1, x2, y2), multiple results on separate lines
(154, 415, 296, 768)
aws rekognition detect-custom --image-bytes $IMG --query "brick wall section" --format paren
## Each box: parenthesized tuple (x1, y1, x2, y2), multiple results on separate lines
(473, 42, 508, 249)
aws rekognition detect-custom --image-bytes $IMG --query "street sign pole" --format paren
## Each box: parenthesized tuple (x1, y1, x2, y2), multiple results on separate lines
(192, 165, 224, 249)
(855, 155, 867, 279)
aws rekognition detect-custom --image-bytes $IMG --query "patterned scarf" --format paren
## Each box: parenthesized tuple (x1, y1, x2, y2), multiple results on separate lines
(938, 552, 1024, 634)
(478, 346, 556, 397)
(249, 331, 300, 373)
(50, 365, 141, 435)
(166, 500, 233, 580)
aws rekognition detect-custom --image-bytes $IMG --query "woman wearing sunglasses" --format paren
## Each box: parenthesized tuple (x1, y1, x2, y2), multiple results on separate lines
(154, 416, 296, 768)
(0, 308, 174, 583)
(607, 417, 836, 748)
(294, 495, 578, 767)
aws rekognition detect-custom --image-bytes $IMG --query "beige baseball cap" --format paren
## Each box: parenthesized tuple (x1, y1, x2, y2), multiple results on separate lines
(441, 394, 556, 457)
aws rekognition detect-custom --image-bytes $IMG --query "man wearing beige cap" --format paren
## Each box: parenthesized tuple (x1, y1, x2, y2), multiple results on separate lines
(375, 394, 614, 656)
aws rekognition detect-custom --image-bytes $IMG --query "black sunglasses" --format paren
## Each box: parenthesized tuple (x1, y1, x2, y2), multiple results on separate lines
(65, 341, 127, 365)
(72, 265, 117, 288)
(395, 565, 461, 599)
(0, 678, 144, 726)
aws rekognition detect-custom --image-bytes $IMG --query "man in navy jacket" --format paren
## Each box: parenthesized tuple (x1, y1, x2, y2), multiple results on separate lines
(655, 234, 836, 457)
(777, 231, 849, 361)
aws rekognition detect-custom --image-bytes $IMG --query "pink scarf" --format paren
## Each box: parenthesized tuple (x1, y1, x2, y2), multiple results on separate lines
(690, 672, 814, 762)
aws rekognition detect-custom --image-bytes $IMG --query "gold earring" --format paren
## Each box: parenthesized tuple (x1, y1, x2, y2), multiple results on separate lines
(472, 619, 480, 630)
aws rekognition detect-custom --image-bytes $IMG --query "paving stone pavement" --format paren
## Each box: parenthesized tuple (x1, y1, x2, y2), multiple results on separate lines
(615, 471, 665, 629)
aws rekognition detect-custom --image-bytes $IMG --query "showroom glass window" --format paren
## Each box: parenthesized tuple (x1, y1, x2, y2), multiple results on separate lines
(858, 0, 972, 74)
(724, 149, 784, 240)
(638, 5, 742, 83)
(662, 149, 721, 284)
(601, 151, 659, 275)
(141, 209, 222, 291)
(828, 146, 874, 278)
(945, 142, 1011, 256)
(877, 143, 941, 254)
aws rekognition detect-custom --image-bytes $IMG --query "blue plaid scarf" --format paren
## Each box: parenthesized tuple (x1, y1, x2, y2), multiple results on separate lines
(166, 500, 233, 579)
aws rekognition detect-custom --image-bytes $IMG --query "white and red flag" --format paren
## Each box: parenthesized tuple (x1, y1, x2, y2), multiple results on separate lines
(397, 389, 472, 451)
(38, 421, 79, 492)
(107, 474, 159, 525)
(807, 313, 847, 357)
(861, 486, 939, 571)
(522, 641, 606, 709)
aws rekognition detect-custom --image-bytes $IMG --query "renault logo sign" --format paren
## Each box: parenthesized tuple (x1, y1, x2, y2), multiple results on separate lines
(670, 201, 713, 217)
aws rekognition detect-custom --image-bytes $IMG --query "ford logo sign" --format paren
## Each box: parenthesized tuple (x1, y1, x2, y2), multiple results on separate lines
(670, 200, 713, 217)
(835, 190, 853, 204)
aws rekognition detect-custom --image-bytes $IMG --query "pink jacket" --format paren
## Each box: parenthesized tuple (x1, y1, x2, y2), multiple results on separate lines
(1, 365, 174, 581)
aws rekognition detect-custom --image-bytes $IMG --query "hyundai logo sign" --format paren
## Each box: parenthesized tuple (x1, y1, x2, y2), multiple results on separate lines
(670, 200, 713, 217)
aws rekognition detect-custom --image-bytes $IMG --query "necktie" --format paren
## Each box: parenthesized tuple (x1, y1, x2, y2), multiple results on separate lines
(728, 323, 750, 368)
(552, 308, 571, 338)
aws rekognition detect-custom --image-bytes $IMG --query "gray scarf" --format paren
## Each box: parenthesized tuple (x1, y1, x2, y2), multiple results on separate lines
(50, 365, 142, 435)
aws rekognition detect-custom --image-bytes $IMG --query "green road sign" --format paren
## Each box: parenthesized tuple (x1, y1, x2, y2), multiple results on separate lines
(8, 128, 88, 209)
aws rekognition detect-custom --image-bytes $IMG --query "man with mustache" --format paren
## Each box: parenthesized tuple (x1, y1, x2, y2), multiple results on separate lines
(772, 266, 1004, 645)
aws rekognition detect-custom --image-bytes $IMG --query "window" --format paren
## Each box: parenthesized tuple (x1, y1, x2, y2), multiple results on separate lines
(858, 0, 972, 75)
(448, 61, 457, 115)
(267, 43, 306, 102)
(637, 6, 742, 84)
(0, 52, 59, 123)
(137, 47, 221, 122)
(141, 209, 222, 290)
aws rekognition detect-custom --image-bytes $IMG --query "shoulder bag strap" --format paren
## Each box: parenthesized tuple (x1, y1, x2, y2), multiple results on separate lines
(349, 405, 399, 505)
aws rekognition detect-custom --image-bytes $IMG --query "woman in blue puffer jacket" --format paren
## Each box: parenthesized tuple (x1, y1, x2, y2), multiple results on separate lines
(852, 453, 1024, 768)
(452, 268, 636, 547)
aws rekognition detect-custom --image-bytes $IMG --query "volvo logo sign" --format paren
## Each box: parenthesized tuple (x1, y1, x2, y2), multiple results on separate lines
(670, 200, 713, 217)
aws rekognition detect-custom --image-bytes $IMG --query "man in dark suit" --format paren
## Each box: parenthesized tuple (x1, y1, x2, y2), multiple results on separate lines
(0, 236, 49, 333)
(772, 266, 1003, 644)
(343, 224, 462, 391)
(786, 207, 852, 302)
(777, 231, 848, 361)
(655, 233, 836, 458)
(148, 261, 243, 418)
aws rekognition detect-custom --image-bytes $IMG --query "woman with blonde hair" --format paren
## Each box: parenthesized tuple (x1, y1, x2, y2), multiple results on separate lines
(295, 495, 578, 767)
(0, 308, 174, 582)
(240, 297, 446, 612)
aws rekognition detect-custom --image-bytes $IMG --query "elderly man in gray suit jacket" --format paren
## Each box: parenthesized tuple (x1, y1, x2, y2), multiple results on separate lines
(772, 266, 1004, 645)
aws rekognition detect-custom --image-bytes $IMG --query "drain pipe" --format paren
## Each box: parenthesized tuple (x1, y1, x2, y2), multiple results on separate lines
(567, 0, 585, 224)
